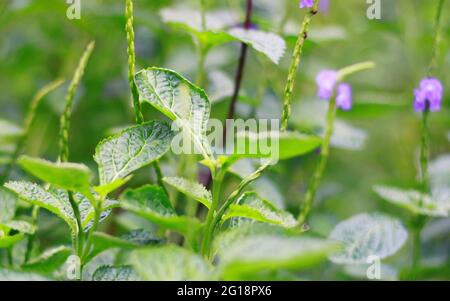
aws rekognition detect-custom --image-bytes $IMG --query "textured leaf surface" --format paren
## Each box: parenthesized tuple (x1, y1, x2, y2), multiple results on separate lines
(130, 245, 211, 280)
(5, 181, 78, 234)
(22, 246, 71, 274)
(223, 192, 297, 228)
(120, 185, 202, 237)
(329, 213, 408, 264)
(219, 235, 340, 280)
(18, 156, 92, 196)
(95, 121, 174, 185)
(92, 265, 139, 281)
(0, 188, 17, 223)
(163, 176, 212, 208)
(228, 28, 286, 64)
(135, 68, 212, 160)
(374, 185, 449, 217)
(78, 197, 120, 232)
(1, 220, 36, 234)
(0, 269, 51, 281)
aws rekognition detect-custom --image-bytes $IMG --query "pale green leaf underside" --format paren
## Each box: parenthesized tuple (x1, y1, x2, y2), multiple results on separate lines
(0, 269, 51, 281)
(1, 220, 36, 235)
(219, 235, 340, 280)
(95, 121, 174, 185)
(92, 265, 139, 281)
(163, 176, 212, 208)
(22, 246, 71, 274)
(228, 28, 286, 64)
(0, 187, 17, 223)
(374, 185, 449, 217)
(5, 181, 78, 234)
(159, 9, 285, 63)
(18, 155, 92, 196)
(120, 185, 202, 237)
(329, 213, 408, 264)
(130, 245, 211, 281)
(135, 68, 212, 160)
(223, 192, 297, 228)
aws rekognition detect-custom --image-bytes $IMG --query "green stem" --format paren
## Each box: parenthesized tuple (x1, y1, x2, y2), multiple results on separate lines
(298, 96, 336, 226)
(200, 0, 207, 31)
(204, 161, 272, 257)
(68, 192, 84, 258)
(58, 41, 95, 163)
(126, 0, 144, 124)
(201, 168, 224, 258)
(412, 227, 421, 269)
(419, 107, 430, 194)
(0, 79, 64, 183)
(196, 45, 207, 87)
(280, 0, 320, 131)
(24, 205, 40, 263)
(337, 61, 376, 81)
(428, 0, 446, 75)
(81, 198, 103, 264)
(126, 0, 167, 194)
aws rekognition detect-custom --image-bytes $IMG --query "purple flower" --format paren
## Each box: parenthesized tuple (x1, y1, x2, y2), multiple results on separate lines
(316, 70, 338, 100)
(299, 0, 314, 9)
(319, 0, 330, 12)
(336, 83, 352, 111)
(413, 77, 443, 112)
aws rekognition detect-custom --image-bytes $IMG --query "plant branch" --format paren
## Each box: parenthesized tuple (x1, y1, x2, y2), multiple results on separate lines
(58, 41, 95, 163)
(298, 95, 336, 226)
(0, 79, 64, 184)
(225, 0, 253, 126)
(280, 0, 320, 131)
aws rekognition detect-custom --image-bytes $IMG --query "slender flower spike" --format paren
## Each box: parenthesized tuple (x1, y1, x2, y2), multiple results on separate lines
(299, 0, 314, 9)
(413, 77, 443, 112)
(316, 70, 338, 100)
(336, 83, 352, 111)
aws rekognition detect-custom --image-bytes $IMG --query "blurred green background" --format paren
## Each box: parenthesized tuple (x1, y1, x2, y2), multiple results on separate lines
(0, 0, 449, 279)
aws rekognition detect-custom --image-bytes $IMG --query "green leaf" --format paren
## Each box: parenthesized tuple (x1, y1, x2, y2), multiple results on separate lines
(18, 156, 92, 197)
(130, 245, 211, 280)
(92, 265, 139, 281)
(219, 235, 340, 280)
(1, 220, 36, 234)
(94, 121, 174, 185)
(22, 246, 71, 274)
(329, 213, 408, 264)
(0, 233, 25, 248)
(373, 185, 449, 217)
(93, 176, 132, 198)
(163, 176, 212, 208)
(213, 221, 289, 255)
(120, 185, 202, 238)
(134, 68, 213, 161)
(78, 196, 120, 231)
(85, 230, 162, 263)
(223, 192, 297, 228)
(5, 181, 78, 234)
(228, 28, 286, 64)
(0, 187, 17, 223)
(234, 131, 322, 161)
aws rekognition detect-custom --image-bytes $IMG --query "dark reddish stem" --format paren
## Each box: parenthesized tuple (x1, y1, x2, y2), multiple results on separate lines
(225, 0, 253, 129)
